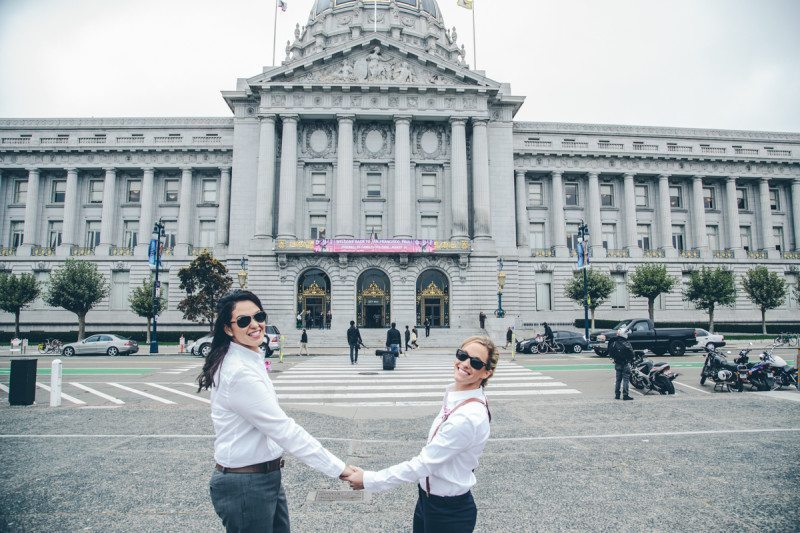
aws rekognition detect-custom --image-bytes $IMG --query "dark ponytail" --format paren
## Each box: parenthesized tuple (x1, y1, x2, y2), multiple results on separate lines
(197, 290, 266, 391)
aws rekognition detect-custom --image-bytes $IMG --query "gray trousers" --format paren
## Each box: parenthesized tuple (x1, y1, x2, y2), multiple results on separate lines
(615, 363, 631, 395)
(210, 469, 290, 533)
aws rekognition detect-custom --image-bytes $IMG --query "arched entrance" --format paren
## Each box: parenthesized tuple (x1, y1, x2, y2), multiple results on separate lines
(416, 269, 449, 327)
(297, 268, 331, 329)
(357, 269, 390, 328)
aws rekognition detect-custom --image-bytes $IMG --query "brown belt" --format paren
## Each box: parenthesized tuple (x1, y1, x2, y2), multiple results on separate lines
(215, 457, 284, 474)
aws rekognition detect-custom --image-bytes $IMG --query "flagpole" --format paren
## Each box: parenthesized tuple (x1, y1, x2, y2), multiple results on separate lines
(472, 2, 477, 70)
(272, 0, 279, 66)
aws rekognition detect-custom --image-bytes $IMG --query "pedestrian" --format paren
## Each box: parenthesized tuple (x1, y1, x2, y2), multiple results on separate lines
(299, 328, 309, 356)
(608, 327, 635, 400)
(326, 309, 332, 329)
(197, 290, 354, 532)
(479, 311, 486, 330)
(504, 327, 513, 349)
(511, 329, 517, 361)
(424, 317, 431, 337)
(411, 327, 419, 349)
(318, 311, 324, 330)
(347, 320, 363, 365)
(404, 325, 411, 352)
(305, 309, 311, 328)
(386, 322, 402, 356)
(343, 335, 499, 533)
(296, 312, 302, 329)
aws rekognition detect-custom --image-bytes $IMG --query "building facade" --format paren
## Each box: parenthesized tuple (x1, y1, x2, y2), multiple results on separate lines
(1, 0, 799, 336)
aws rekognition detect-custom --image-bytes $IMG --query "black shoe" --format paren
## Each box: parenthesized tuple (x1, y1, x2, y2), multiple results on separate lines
(623, 395, 634, 401)
(614, 393, 620, 400)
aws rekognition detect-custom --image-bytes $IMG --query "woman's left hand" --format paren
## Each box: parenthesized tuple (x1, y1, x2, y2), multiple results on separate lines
(343, 466, 365, 490)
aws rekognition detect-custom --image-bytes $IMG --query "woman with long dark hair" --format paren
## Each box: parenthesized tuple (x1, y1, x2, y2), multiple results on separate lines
(199, 290, 352, 533)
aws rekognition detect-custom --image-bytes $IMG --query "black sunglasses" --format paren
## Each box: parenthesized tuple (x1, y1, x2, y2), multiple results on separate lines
(231, 311, 267, 329)
(456, 348, 489, 371)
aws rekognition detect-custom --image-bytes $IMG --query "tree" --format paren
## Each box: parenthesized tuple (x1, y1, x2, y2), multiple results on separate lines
(628, 264, 676, 322)
(741, 266, 787, 334)
(45, 259, 109, 340)
(564, 268, 615, 330)
(683, 267, 736, 333)
(177, 252, 232, 331)
(0, 272, 40, 337)
(129, 277, 167, 345)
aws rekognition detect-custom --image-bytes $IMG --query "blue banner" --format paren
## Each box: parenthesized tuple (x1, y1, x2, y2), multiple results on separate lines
(148, 239, 158, 266)
(577, 242, 584, 268)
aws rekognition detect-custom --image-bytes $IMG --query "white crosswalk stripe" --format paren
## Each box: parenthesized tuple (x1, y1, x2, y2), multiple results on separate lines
(108, 383, 176, 405)
(36, 382, 87, 405)
(69, 382, 125, 404)
(145, 383, 211, 404)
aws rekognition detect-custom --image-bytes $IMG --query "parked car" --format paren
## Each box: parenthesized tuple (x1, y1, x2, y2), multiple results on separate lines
(590, 318, 698, 357)
(190, 325, 281, 358)
(691, 329, 726, 352)
(516, 330, 590, 354)
(62, 334, 139, 357)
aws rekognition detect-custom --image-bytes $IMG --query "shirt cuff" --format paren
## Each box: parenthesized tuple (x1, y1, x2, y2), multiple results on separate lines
(362, 471, 380, 492)
(326, 456, 347, 479)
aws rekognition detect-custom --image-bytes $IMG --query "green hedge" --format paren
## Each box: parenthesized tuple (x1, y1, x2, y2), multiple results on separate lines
(575, 319, 800, 334)
(0, 330, 209, 344)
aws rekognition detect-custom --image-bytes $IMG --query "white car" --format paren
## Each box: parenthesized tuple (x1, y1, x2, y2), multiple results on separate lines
(189, 325, 281, 358)
(692, 329, 726, 352)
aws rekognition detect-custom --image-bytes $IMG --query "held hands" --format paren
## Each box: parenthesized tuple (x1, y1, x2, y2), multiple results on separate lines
(339, 465, 365, 490)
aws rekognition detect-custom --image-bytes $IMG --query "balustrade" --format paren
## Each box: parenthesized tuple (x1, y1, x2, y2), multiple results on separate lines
(31, 246, 55, 256)
(110, 246, 134, 256)
(746, 250, 768, 259)
(78, 137, 106, 145)
(154, 136, 183, 144)
(782, 251, 800, 260)
(2, 137, 30, 145)
(734, 148, 759, 155)
(766, 149, 792, 157)
(0, 246, 17, 256)
(606, 249, 630, 258)
(712, 249, 734, 259)
(679, 249, 701, 258)
(598, 142, 624, 149)
(189, 245, 212, 256)
(70, 246, 95, 256)
(524, 140, 552, 148)
(701, 147, 726, 154)
(116, 136, 145, 144)
(632, 144, 658, 152)
(192, 136, 222, 144)
(39, 137, 69, 145)
(532, 247, 555, 257)
(562, 141, 589, 149)
(643, 249, 665, 258)
(667, 145, 693, 153)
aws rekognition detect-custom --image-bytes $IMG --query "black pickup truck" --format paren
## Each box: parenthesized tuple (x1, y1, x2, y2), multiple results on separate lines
(590, 318, 698, 357)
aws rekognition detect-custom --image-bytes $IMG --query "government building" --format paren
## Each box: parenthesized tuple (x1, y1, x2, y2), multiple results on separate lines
(1, 0, 799, 339)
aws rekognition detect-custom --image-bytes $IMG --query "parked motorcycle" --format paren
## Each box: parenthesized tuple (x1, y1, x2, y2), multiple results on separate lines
(700, 347, 744, 392)
(759, 345, 798, 390)
(630, 352, 678, 394)
(735, 349, 774, 391)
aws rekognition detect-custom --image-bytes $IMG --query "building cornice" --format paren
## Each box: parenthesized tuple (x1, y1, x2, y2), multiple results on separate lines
(0, 117, 234, 129)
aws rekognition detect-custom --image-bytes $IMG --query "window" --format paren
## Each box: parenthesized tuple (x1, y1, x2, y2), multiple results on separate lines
(51, 180, 66, 203)
(420, 216, 437, 240)
(536, 272, 552, 311)
(88, 180, 103, 203)
(33, 271, 49, 308)
(672, 225, 685, 251)
(635, 185, 649, 207)
(13, 180, 28, 204)
(201, 179, 217, 203)
(706, 225, 719, 251)
(769, 189, 780, 211)
(566, 223, 580, 253)
(682, 274, 695, 310)
(110, 271, 130, 310)
(736, 188, 748, 210)
(160, 281, 170, 310)
(611, 273, 628, 309)
(600, 184, 614, 207)
(527, 182, 543, 206)
(199, 221, 215, 247)
(85, 221, 101, 248)
(310, 215, 327, 239)
(637, 224, 652, 250)
(703, 187, 715, 209)
(774, 227, 784, 252)
(601, 224, 616, 250)
(164, 179, 179, 202)
(365, 215, 382, 238)
(163, 221, 177, 249)
(669, 185, 682, 208)
(366, 173, 381, 198)
(421, 173, 437, 198)
(564, 183, 579, 206)
(787, 275, 798, 309)
(48, 221, 63, 248)
(740, 226, 752, 252)
(311, 173, 326, 197)
(123, 221, 138, 248)
(529, 222, 546, 249)
(10, 221, 24, 248)
(127, 180, 141, 203)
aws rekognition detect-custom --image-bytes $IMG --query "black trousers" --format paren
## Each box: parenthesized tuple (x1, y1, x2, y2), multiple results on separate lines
(413, 486, 477, 533)
(210, 469, 290, 533)
(615, 362, 631, 395)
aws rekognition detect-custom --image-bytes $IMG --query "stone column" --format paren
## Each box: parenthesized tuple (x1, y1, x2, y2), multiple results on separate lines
(586, 172, 605, 258)
(96, 167, 117, 255)
(450, 118, 469, 240)
(277, 114, 299, 240)
(658, 174, 676, 257)
(216, 167, 231, 246)
(514, 170, 529, 249)
(134, 167, 155, 256)
(758, 177, 775, 257)
(58, 167, 79, 256)
(176, 166, 193, 255)
(725, 176, 744, 258)
(550, 171, 568, 257)
(471, 119, 492, 242)
(393, 115, 412, 239)
(691, 175, 709, 256)
(254, 115, 277, 242)
(18, 168, 41, 255)
(335, 115, 355, 239)
(623, 173, 641, 257)
(792, 178, 800, 251)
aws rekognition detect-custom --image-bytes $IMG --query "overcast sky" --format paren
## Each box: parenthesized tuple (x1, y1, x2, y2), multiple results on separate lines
(1, 0, 798, 132)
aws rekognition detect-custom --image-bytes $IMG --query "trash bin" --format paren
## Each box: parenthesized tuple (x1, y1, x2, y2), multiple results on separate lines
(9, 358, 37, 406)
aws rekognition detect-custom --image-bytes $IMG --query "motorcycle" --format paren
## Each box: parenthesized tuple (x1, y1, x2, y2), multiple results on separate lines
(759, 345, 798, 390)
(700, 347, 744, 392)
(630, 351, 678, 395)
(735, 349, 774, 391)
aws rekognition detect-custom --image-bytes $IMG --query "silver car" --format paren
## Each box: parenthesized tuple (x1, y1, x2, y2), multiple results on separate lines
(61, 334, 139, 357)
(190, 325, 281, 358)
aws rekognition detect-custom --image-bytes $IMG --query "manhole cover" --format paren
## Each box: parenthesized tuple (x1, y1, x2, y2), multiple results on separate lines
(358, 372, 379, 375)
(311, 490, 365, 502)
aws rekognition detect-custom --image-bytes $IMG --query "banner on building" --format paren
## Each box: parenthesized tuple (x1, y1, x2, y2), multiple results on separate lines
(314, 239, 436, 254)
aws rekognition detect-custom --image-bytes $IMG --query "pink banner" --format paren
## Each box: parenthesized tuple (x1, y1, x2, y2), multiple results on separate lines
(313, 239, 436, 253)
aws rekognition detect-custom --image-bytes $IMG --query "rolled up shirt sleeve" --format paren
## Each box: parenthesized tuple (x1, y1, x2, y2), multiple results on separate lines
(362, 414, 475, 492)
(226, 369, 345, 478)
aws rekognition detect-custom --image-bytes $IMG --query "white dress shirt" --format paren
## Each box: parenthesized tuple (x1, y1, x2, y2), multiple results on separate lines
(210, 342, 345, 478)
(363, 384, 491, 496)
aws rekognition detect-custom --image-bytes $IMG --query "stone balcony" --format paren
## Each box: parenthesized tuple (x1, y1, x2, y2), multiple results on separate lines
(189, 246, 213, 257)
(70, 246, 95, 256)
(110, 246, 134, 256)
(606, 249, 630, 258)
(0, 246, 17, 256)
(712, 249, 734, 259)
(782, 251, 800, 260)
(643, 249, 665, 258)
(531, 247, 555, 257)
(746, 250, 768, 259)
(679, 249, 701, 258)
(31, 246, 55, 256)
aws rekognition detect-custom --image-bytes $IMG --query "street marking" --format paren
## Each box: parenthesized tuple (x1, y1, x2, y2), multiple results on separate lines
(107, 383, 176, 404)
(272, 376, 548, 384)
(0, 383, 8, 393)
(69, 383, 125, 404)
(36, 382, 87, 405)
(673, 381, 711, 394)
(276, 388, 580, 400)
(157, 372, 183, 375)
(145, 383, 211, 404)
(0, 368, 158, 376)
(272, 382, 568, 392)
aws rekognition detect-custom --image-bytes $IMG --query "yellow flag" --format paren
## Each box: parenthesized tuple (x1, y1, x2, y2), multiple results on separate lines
(457, 0, 474, 9)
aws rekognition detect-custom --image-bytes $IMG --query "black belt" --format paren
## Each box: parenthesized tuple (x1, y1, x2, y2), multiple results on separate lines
(215, 457, 284, 474)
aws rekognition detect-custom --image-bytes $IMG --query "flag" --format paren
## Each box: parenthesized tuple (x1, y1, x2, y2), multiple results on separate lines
(457, 0, 473, 9)
(278, 0, 287, 12)
(576, 242, 584, 268)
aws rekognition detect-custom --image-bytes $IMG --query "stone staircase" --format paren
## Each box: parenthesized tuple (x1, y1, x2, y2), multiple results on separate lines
(283, 324, 506, 349)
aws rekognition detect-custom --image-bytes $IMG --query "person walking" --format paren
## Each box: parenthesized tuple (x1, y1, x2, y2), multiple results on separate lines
(347, 320, 363, 365)
(299, 328, 309, 356)
(478, 311, 486, 330)
(504, 327, 513, 349)
(609, 328, 635, 400)
(326, 309, 332, 329)
(197, 290, 353, 533)
(411, 327, 419, 349)
(386, 322, 402, 356)
(404, 325, 411, 352)
(296, 312, 302, 329)
(424, 317, 431, 337)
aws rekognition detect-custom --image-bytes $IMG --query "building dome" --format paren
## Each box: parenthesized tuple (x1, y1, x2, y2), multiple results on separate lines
(310, 0, 443, 23)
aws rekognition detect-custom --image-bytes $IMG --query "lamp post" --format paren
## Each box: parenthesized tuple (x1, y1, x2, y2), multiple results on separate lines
(149, 220, 165, 354)
(495, 257, 506, 318)
(237, 257, 249, 289)
(577, 221, 590, 341)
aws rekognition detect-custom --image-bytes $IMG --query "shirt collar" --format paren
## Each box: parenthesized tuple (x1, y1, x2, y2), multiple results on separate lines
(444, 384, 486, 405)
(228, 341, 262, 362)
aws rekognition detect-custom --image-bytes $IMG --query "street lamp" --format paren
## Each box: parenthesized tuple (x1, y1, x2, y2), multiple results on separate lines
(577, 221, 590, 341)
(149, 220, 165, 354)
(237, 257, 249, 289)
(495, 257, 506, 318)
